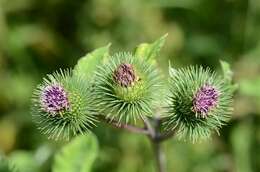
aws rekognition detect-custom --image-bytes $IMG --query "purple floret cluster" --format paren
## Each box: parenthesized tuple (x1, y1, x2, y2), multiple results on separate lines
(40, 84, 70, 114)
(114, 63, 137, 87)
(192, 84, 219, 117)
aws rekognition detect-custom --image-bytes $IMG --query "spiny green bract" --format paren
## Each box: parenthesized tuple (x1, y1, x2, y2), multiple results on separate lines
(31, 70, 97, 140)
(93, 52, 161, 124)
(164, 66, 233, 142)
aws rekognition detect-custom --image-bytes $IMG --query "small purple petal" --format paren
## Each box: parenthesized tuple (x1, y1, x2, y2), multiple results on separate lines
(40, 84, 70, 114)
(192, 84, 219, 118)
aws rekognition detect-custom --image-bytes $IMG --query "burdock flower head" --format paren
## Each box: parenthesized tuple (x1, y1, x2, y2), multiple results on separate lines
(94, 52, 161, 124)
(164, 66, 233, 142)
(31, 70, 97, 140)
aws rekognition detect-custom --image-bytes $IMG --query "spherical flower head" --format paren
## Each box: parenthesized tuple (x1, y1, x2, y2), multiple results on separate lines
(192, 84, 219, 118)
(40, 84, 70, 114)
(31, 70, 97, 140)
(165, 66, 233, 142)
(113, 63, 137, 87)
(94, 52, 161, 124)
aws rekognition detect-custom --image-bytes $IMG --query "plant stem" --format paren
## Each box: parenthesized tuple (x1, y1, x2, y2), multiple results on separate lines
(142, 117, 156, 138)
(152, 117, 167, 172)
(157, 130, 175, 142)
(153, 141, 166, 172)
(99, 115, 173, 172)
(97, 115, 149, 135)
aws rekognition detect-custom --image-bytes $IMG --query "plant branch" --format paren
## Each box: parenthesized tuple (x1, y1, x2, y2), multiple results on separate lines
(98, 114, 175, 172)
(97, 115, 149, 135)
(142, 116, 156, 138)
(153, 141, 166, 172)
(151, 117, 166, 172)
(157, 130, 176, 142)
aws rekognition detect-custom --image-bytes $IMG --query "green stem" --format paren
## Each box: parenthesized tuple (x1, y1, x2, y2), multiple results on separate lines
(153, 141, 166, 172)
(152, 117, 166, 172)
(98, 115, 149, 135)
(99, 115, 175, 172)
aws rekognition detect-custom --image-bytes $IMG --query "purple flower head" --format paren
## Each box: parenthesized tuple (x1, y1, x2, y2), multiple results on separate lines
(192, 84, 219, 118)
(113, 63, 137, 87)
(40, 84, 70, 114)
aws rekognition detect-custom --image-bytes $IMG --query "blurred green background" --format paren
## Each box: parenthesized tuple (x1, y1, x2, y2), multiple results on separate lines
(0, 0, 260, 171)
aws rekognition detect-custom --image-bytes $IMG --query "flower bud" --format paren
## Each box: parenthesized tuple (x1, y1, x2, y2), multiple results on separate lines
(113, 63, 137, 87)
(94, 52, 161, 124)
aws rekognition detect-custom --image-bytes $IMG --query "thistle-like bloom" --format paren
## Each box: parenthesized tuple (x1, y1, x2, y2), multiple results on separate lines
(40, 84, 70, 114)
(192, 84, 219, 118)
(31, 70, 97, 140)
(94, 52, 161, 124)
(164, 66, 233, 142)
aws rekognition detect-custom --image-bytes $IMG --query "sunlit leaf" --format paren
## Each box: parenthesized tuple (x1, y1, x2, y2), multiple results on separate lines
(52, 134, 99, 172)
(0, 156, 17, 172)
(220, 60, 233, 83)
(220, 60, 238, 92)
(9, 151, 39, 172)
(135, 34, 167, 61)
(74, 44, 111, 79)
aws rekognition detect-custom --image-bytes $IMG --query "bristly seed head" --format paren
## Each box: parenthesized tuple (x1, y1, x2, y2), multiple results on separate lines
(113, 63, 137, 87)
(40, 84, 70, 114)
(192, 84, 219, 118)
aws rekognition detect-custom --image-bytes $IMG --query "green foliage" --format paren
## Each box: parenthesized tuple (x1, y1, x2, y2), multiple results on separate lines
(239, 78, 260, 98)
(231, 122, 253, 172)
(31, 70, 97, 140)
(135, 34, 168, 62)
(0, 156, 17, 172)
(52, 134, 98, 172)
(74, 44, 111, 80)
(93, 52, 162, 123)
(220, 60, 233, 84)
(164, 66, 233, 142)
(1, 0, 260, 171)
(220, 60, 239, 93)
(8, 151, 39, 172)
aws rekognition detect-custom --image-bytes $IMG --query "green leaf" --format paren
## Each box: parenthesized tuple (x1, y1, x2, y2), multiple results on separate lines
(0, 156, 17, 172)
(9, 151, 39, 172)
(52, 134, 99, 172)
(220, 60, 238, 92)
(220, 60, 233, 83)
(135, 34, 168, 61)
(74, 44, 111, 79)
